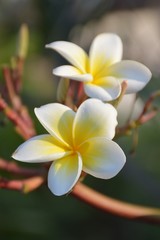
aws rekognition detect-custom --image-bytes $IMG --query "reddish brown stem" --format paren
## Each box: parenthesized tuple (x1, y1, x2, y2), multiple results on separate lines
(137, 90, 160, 125)
(139, 110, 158, 124)
(0, 97, 35, 139)
(3, 67, 15, 101)
(2, 66, 22, 111)
(13, 57, 24, 92)
(0, 176, 45, 193)
(0, 158, 45, 177)
(72, 183, 160, 225)
(0, 178, 24, 191)
(2, 64, 34, 130)
(139, 91, 160, 118)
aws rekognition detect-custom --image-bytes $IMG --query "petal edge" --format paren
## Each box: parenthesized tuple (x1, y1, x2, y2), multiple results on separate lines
(108, 60, 152, 94)
(46, 41, 88, 73)
(48, 153, 82, 196)
(79, 137, 126, 179)
(53, 65, 93, 82)
(12, 134, 71, 163)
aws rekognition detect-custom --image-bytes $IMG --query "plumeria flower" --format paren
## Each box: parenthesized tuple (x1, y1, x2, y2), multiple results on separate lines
(12, 99, 126, 196)
(46, 33, 152, 101)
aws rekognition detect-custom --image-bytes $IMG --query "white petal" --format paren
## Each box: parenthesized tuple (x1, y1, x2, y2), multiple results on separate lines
(46, 41, 88, 73)
(35, 103, 75, 147)
(117, 94, 136, 127)
(73, 98, 117, 146)
(79, 137, 126, 179)
(53, 65, 93, 82)
(117, 94, 144, 127)
(130, 97, 144, 120)
(89, 33, 123, 76)
(48, 153, 82, 196)
(108, 60, 152, 93)
(12, 135, 71, 163)
(84, 77, 121, 101)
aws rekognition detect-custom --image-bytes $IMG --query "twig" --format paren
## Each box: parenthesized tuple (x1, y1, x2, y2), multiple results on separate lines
(2, 65, 35, 129)
(0, 176, 45, 193)
(72, 182, 160, 225)
(139, 90, 160, 119)
(0, 158, 45, 177)
(0, 97, 35, 139)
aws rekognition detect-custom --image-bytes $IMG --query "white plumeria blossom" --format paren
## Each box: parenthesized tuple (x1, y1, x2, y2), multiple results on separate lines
(46, 33, 152, 101)
(12, 99, 126, 196)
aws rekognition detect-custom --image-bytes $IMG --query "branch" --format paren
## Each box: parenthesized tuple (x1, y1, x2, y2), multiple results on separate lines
(0, 97, 35, 139)
(2, 65, 35, 129)
(0, 158, 45, 177)
(72, 183, 160, 225)
(139, 90, 160, 118)
(0, 176, 45, 193)
(1, 159, 160, 225)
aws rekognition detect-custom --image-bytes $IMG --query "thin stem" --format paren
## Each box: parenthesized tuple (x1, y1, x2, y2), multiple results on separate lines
(0, 176, 45, 193)
(0, 97, 35, 139)
(72, 183, 160, 225)
(139, 90, 160, 118)
(0, 158, 45, 177)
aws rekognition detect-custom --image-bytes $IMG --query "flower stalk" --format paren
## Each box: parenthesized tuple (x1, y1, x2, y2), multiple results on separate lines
(72, 183, 160, 225)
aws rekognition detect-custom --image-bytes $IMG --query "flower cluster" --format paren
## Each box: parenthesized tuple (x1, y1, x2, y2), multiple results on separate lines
(13, 33, 151, 196)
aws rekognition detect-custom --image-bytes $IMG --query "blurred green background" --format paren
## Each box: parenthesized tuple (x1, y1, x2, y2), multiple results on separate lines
(0, 0, 160, 239)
